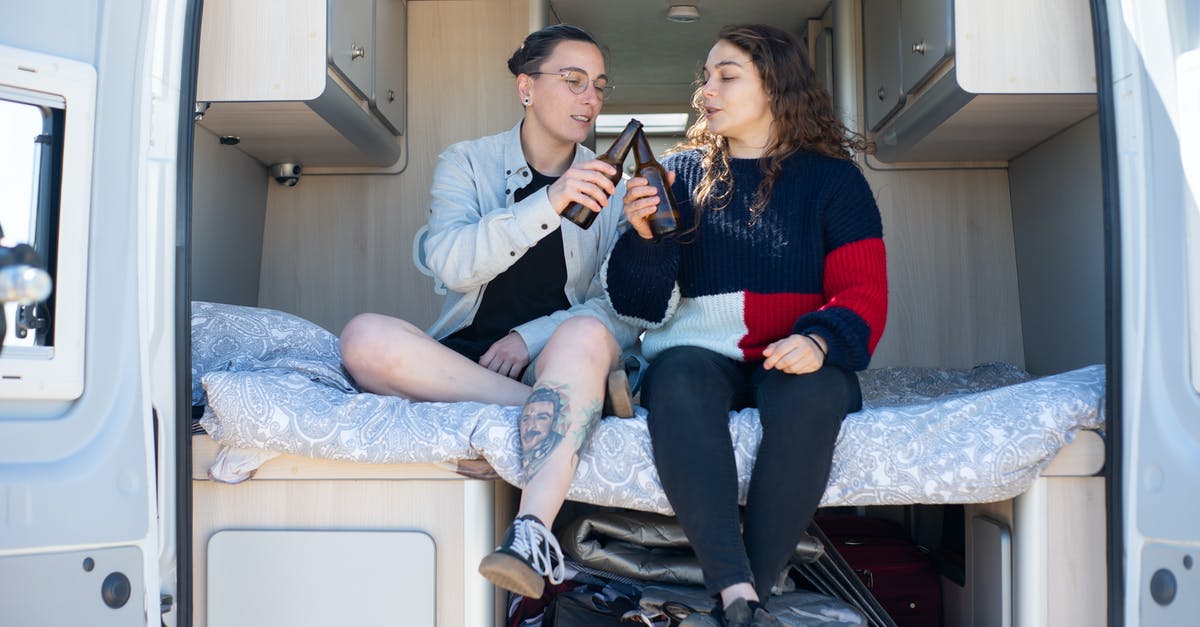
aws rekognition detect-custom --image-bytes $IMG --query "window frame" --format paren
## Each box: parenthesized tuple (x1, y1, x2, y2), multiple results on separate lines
(0, 45, 96, 401)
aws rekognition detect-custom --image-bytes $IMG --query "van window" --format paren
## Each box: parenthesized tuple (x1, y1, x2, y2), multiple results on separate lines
(0, 98, 61, 350)
(0, 47, 95, 403)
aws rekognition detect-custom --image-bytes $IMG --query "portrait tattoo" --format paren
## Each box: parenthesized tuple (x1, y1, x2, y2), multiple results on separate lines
(520, 384, 570, 481)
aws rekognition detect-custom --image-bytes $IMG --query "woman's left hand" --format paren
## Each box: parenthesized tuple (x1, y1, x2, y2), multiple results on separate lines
(479, 331, 531, 379)
(762, 334, 826, 374)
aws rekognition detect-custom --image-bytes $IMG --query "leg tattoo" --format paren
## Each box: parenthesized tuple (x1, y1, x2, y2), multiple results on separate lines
(572, 400, 602, 459)
(519, 384, 570, 480)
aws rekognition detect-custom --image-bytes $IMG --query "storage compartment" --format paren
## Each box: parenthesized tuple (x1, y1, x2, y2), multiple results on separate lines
(195, 0, 407, 167)
(190, 437, 513, 627)
(207, 529, 435, 627)
(864, 0, 1097, 162)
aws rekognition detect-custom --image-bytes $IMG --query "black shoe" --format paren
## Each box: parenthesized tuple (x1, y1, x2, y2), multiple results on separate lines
(720, 598, 783, 627)
(477, 514, 564, 598)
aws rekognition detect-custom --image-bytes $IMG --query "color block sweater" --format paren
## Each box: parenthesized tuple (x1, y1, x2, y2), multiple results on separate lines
(603, 149, 887, 371)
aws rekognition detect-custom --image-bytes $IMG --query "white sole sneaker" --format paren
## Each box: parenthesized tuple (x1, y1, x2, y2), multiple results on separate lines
(478, 550, 545, 599)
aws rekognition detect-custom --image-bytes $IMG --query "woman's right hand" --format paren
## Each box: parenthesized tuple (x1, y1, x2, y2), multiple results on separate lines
(622, 171, 676, 240)
(546, 159, 618, 216)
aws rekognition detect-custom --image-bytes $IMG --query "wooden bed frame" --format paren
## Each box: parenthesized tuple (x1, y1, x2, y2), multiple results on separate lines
(191, 430, 1103, 627)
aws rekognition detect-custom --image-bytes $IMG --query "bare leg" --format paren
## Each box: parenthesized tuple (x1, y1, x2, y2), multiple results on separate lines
(478, 316, 620, 598)
(515, 315, 619, 524)
(339, 313, 531, 406)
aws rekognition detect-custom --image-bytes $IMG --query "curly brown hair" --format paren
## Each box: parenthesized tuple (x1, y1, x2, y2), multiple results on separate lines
(671, 24, 872, 221)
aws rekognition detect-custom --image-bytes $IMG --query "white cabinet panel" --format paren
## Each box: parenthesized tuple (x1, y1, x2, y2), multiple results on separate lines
(197, 0, 327, 102)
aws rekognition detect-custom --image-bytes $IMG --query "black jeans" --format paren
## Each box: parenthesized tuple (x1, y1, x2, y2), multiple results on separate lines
(642, 345, 862, 598)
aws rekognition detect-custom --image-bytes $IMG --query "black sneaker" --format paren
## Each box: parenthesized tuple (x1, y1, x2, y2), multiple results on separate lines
(720, 598, 783, 627)
(478, 514, 565, 598)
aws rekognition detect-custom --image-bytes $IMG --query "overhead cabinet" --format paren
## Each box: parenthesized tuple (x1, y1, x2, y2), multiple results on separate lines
(863, 0, 1096, 162)
(196, 0, 407, 167)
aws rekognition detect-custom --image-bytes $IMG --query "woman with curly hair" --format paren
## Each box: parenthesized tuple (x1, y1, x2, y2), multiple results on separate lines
(603, 24, 887, 626)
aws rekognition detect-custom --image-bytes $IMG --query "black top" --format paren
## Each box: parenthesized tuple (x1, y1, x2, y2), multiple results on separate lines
(441, 167, 570, 362)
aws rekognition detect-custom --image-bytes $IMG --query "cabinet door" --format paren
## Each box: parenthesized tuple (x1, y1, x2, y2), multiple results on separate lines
(900, 0, 954, 94)
(329, 0, 374, 99)
(372, 0, 406, 135)
(863, 0, 904, 131)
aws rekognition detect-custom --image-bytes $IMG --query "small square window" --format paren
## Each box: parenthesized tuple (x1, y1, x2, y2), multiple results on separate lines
(0, 98, 61, 351)
(0, 46, 96, 402)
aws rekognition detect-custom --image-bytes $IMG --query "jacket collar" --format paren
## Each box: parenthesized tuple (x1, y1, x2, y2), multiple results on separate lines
(502, 120, 594, 190)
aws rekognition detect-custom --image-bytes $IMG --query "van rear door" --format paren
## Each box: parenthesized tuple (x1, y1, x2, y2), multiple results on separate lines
(1101, 0, 1200, 623)
(0, 1, 189, 625)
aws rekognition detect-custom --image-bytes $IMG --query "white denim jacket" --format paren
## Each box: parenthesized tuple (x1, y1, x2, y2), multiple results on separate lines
(423, 121, 639, 358)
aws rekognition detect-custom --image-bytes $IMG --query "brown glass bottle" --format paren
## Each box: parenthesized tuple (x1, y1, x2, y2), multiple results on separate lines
(561, 118, 643, 229)
(632, 128, 680, 240)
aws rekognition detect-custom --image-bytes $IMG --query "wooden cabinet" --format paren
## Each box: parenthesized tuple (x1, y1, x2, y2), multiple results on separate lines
(196, 0, 407, 168)
(863, 0, 1096, 162)
(191, 436, 508, 627)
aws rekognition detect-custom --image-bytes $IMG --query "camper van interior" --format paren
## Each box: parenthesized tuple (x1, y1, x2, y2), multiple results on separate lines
(17, 0, 1200, 624)
(183, 0, 1110, 625)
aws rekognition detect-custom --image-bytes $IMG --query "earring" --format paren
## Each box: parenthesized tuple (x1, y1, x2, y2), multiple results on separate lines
(522, 97, 531, 105)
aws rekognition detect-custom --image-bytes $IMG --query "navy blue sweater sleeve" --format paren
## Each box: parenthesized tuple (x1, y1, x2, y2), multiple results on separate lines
(603, 229, 681, 327)
(793, 159, 888, 371)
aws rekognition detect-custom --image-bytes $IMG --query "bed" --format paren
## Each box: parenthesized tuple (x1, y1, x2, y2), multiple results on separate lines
(191, 301, 1106, 514)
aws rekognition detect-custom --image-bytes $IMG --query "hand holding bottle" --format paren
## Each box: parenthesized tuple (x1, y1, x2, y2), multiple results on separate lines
(562, 119, 642, 229)
(630, 129, 681, 240)
(621, 170, 677, 240)
(546, 160, 619, 216)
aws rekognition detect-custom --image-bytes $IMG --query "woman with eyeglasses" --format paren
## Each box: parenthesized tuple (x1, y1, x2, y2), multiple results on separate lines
(338, 24, 636, 599)
(604, 24, 887, 626)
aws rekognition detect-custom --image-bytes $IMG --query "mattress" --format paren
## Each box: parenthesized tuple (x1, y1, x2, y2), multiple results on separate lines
(193, 302, 1106, 513)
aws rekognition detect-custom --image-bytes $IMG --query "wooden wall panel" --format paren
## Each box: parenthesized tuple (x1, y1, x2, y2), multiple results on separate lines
(866, 165, 1026, 369)
(259, 0, 529, 334)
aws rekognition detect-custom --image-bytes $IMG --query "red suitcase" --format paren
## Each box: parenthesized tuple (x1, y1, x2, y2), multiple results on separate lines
(816, 516, 942, 627)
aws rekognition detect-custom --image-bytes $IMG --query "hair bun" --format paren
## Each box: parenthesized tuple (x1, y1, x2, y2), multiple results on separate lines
(506, 24, 600, 76)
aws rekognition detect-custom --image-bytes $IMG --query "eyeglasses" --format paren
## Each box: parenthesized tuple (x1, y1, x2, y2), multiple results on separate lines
(528, 69, 615, 102)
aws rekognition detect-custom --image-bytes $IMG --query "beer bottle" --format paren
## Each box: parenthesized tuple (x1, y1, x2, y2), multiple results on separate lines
(562, 118, 642, 229)
(632, 128, 680, 239)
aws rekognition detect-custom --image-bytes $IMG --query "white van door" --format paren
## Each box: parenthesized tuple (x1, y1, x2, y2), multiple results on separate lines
(0, 1, 190, 625)
(1102, 0, 1200, 623)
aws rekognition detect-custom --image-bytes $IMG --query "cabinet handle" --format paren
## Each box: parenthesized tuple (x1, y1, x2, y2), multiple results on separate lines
(387, 89, 396, 103)
(877, 86, 887, 101)
(351, 44, 366, 60)
(912, 40, 926, 55)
